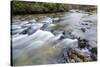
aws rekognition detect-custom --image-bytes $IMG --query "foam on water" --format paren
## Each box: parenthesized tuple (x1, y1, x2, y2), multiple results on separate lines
(12, 10, 97, 65)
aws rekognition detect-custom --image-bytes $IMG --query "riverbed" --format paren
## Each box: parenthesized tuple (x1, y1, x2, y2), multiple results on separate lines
(11, 10, 97, 66)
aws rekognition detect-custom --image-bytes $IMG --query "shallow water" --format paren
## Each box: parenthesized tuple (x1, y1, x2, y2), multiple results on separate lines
(12, 10, 97, 66)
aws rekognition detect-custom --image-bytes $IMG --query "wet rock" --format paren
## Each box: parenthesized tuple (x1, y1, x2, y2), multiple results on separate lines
(53, 18, 60, 22)
(90, 54, 97, 61)
(87, 27, 91, 29)
(90, 47, 97, 54)
(62, 31, 66, 35)
(80, 28, 86, 32)
(70, 59, 75, 63)
(59, 35, 65, 40)
(71, 54, 83, 62)
(89, 47, 97, 61)
(29, 19, 36, 23)
(81, 23, 88, 25)
(20, 27, 31, 34)
(20, 29, 28, 34)
(50, 30, 61, 35)
(63, 48, 72, 63)
(41, 24, 55, 31)
(88, 12, 93, 16)
(69, 10, 79, 13)
(60, 38, 78, 48)
(55, 52, 67, 63)
(55, 48, 72, 63)
(68, 48, 92, 62)
(39, 17, 53, 24)
(62, 31, 76, 39)
(12, 19, 21, 23)
(53, 17, 63, 23)
(21, 24, 32, 28)
(78, 38, 90, 49)
(41, 23, 49, 30)
(84, 24, 88, 25)
(81, 48, 91, 56)
(20, 21, 29, 26)
(20, 26, 37, 35)
(12, 25, 22, 30)
(83, 56, 92, 62)
(83, 20, 92, 23)
(12, 28, 28, 35)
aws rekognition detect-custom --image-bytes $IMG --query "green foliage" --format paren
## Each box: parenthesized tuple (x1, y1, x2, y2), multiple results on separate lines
(11, 1, 97, 15)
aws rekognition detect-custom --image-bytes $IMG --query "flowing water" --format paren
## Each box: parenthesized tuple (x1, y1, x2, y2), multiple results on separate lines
(12, 10, 97, 66)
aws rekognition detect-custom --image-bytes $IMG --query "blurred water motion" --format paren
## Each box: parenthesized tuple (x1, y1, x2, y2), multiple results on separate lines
(12, 10, 97, 66)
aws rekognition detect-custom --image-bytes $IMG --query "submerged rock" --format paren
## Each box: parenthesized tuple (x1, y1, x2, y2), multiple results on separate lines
(29, 19, 36, 23)
(12, 25, 22, 30)
(19, 21, 29, 26)
(78, 38, 90, 49)
(60, 38, 78, 48)
(53, 17, 60, 22)
(80, 28, 86, 32)
(20, 26, 37, 35)
(90, 47, 97, 54)
(53, 17, 63, 23)
(67, 48, 92, 62)
(39, 17, 53, 24)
